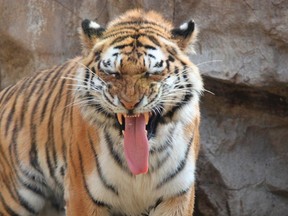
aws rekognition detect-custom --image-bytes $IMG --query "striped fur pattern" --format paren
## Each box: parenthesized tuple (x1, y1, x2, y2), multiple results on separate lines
(0, 10, 203, 216)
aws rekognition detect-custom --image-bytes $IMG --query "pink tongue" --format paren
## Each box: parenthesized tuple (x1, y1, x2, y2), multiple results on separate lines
(124, 114, 149, 175)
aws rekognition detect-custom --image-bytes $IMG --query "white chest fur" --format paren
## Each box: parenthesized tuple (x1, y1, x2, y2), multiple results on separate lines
(85, 119, 196, 215)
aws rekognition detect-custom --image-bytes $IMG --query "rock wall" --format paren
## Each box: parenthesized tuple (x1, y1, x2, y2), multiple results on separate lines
(1, 0, 288, 215)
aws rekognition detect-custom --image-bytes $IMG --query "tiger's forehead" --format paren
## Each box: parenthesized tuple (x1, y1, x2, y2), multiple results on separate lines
(103, 20, 171, 40)
(95, 14, 180, 75)
(100, 34, 168, 75)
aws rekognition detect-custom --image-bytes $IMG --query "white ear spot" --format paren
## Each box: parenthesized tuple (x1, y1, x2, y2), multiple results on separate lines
(180, 22, 188, 30)
(89, 21, 101, 29)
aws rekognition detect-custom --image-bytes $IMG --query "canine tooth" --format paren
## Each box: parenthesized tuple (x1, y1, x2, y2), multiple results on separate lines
(122, 130, 125, 135)
(117, 113, 123, 125)
(144, 112, 149, 125)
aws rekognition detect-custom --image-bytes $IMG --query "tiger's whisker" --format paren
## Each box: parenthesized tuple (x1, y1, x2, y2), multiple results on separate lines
(196, 59, 223, 67)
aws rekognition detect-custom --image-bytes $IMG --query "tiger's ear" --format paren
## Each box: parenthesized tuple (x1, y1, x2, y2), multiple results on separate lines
(171, 20, 198, 52)
(79, 19, 106, 55)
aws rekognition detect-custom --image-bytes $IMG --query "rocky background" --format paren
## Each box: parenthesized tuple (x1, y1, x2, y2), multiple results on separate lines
(1, 0, 288, 215)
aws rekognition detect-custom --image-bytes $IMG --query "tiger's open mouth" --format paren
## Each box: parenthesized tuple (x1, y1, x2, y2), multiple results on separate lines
(115, 112, 160, 139)
(116, 112, 150, 130)
(114, 112, 161, 175)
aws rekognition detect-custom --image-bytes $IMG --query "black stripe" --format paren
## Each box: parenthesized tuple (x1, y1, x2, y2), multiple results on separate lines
(29, 115, 43, 174)
(144, 45, 156, 50)
(113, 20, 164, 27)
(150, 126, 174, 154)
(40, 63, 69, 122)
(150, 152, 170, 173)
(19, 87, 30, 129)
(68, 135, 77, 175)
(168, 55, 175, 62)
(109, 34, 161, 49)
(165, 59, 170, 71)
(61, 83, 73, 166)
(104, 131, 125, 169)
(7, 125, 45, 202)
(53, 72, 69, 109)
(47, 95, 59, 174)
(175, 187, 191, 197)
(103, 93, 117, 107)
(0, 85, 18, 105)
(29, 95, 44, 175)
(1, 177, 18, 205)
(84, 68, 90, 84)
(44, 65, 76, 184)
(88, 133, 118, 195)
(0, 193, 20, 216)
(110, 35, 130, 46)
(35, 67, 57, 95)
(156, 138, 192, 189)
(16, 191, 37, 214)
(20, 168, 47, 192)
(105, 26, 138, 37)
(163, 92, 193, 120)
(147, 35, 161, 47)
(141, 197, 163, 216)
(103, 31, 136, 40)
(166, 46, 178, 56)
(105, 27, 162, 39)
(0, 144, 12, 172)
(174, 66, 179, 75)
(4, 99, 16, 137)
(0, 85, 13, 104)
(84, 93, 114, 119)
(18, 177, 47, 198)
(104, 27, 169, 42)
(78, 147, 111, 209)
(61, 99, 68, 165)
(95, 51, 101, 61)
(4, 158, 39, 216)
(69, 100, 74, 129)
(45, 142, 54, 178)
(114, 42, 134, 49)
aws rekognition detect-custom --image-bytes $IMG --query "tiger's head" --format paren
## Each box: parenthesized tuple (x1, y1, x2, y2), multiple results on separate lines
(75, 10, 203, 174)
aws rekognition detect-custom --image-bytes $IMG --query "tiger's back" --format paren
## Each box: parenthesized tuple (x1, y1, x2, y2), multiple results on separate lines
(0, 60, 79, 214)
(0, 10, 203, 216)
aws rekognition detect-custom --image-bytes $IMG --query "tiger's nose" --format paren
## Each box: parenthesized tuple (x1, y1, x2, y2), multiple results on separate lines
(120, 100, 139, 110)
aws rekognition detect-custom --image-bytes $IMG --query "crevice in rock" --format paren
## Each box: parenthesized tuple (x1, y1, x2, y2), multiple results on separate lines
(203, 76, 288, 117)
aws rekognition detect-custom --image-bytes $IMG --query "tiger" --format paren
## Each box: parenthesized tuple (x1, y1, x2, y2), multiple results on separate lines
(0, 9, 203, 216)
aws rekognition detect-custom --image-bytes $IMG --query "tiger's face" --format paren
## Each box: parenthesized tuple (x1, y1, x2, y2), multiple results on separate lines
(98, 38, 173, 119)
(76, 10, 203, 174)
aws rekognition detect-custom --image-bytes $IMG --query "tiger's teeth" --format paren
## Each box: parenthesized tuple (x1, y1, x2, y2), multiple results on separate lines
(144, 112, 149, 125)
(117, 113, 123, 125)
